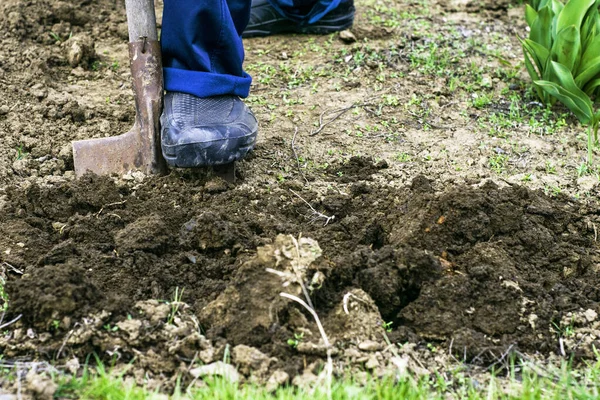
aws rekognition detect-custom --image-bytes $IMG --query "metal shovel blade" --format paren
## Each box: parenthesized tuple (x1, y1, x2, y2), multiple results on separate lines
(73, 40, 167, 177)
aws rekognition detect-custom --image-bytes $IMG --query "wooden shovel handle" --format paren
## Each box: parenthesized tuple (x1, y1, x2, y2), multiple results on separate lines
(125, 0, 158, 42)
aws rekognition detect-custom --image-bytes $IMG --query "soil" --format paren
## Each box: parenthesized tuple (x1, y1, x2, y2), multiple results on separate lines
(2, 0, 600, 394)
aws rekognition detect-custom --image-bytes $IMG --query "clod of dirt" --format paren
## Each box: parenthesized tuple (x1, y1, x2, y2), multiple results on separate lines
(8, 263, 103, 328)
(199, 235, 324, 347)
(25, 370, 57, 400)
(65, 34, 95, 68)
(232, 345, 275, 380)
(115, 214, 170, 254)
(190, 362, 240, 384)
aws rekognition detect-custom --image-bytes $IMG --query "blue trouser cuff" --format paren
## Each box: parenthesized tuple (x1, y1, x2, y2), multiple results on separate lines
(268, 0, 342, 24)
(164, 67, 252, 98)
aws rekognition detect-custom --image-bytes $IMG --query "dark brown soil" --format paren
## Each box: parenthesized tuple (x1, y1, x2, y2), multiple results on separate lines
(2, 165, 600, 371)
(3, 0, 600, 391)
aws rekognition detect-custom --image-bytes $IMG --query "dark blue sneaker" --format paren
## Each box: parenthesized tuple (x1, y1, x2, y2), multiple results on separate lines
(160, 92, 258, 167)
(243, 0, 355, 38)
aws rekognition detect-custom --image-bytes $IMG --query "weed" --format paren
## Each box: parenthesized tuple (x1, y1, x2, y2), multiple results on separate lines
(395, 152, 411, 162)
(489, 154, 509, 173)
(103, 323, 119, 332)
(14, 145, 27, 161)
(287, 332, 305, 349)
(167, 287, 184, 325)
(382, 321, 393, 333)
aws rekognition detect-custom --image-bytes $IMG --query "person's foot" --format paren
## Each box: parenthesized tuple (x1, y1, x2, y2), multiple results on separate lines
(243, 0, 355, 38)
(160, 92, 258, 167)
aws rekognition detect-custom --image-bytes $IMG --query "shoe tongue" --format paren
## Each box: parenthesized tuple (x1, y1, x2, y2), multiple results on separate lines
(173, 93, 234, 126)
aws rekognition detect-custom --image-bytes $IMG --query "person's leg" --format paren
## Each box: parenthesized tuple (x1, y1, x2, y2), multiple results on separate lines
(244, 0, 354, 37)
(161, 0, 252, 98)
(160, 0, 258, 167)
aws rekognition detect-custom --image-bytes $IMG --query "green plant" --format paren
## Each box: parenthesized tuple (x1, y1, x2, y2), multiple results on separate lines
(521, 0, 600, 164)
(14, 145, 27, 161)
(382, 321, 393, 332)
(103, 323, 119, 332)
(287, 332, 305, 349)
(167, 287, 184, 325)
(0, 275, 7, 313)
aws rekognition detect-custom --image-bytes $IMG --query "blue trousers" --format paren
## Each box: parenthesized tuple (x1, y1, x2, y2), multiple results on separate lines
(161, 0, 338, 98)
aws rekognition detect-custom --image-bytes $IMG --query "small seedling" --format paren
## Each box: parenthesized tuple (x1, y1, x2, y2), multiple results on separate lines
(287, 332, 305, 349)
(15, 145, 27, 161)
(103, 323, 119, 332)
(167, 287, 184, 325)
(382, 321, 393, 333)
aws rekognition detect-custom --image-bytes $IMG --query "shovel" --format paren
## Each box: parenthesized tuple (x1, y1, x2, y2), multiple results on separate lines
(72, 0, 167, 177)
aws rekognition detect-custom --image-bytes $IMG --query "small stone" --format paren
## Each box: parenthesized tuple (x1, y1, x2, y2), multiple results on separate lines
(297, 342, 338, 356)
(65, 358, 80, 374)
(584, 309, 598, 322)
(66, 34, 95, 68)
(26, 370, 57, 400)
(358, 340, 384, 352)
(291, 370, 318, 389)
(364, 355, 379, 370)
(232, 344, 271, 375)
(577, 176, 598, 192)
(131, 171, 146, 183)
(0, 105, 10, 115)
(266, 370, 289, 392)
(339, 29, 357, 43)
(189, 361, 240, 383)
(116, 319, 142, 341)
(204, 178, 229, 193)
(344, 348, 361, 359)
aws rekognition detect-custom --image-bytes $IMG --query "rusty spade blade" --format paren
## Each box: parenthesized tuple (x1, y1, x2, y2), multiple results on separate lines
(73, 39, 167, 177)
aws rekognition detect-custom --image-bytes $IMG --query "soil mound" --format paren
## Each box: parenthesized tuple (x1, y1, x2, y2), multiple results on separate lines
(1, 172, 599, 375)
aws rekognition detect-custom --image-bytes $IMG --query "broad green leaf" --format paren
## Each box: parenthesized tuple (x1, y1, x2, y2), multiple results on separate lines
(551, 25, 581, 72)
(550, 0, 564, 15)
(580, 4, 599, 46)
(531, 5, 554, 48)
(535, 80, 593, 123)
(584, 77, 600, 95)
(575, 55, 600, 87)
(523, 47, 545, 101)
(551, 60, 591, 97)
(551, 0, 565, 39)
(556, 0, 595, 33)
(526, 4, 540, 28)
(535, 62, 594, 123)
(521, 38, 550, 74)
(526, 4, 538, 27)
(580, 34, 600, 73)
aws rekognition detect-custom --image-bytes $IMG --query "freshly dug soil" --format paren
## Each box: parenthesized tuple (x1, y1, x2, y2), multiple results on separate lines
(2, 166, 600, 373)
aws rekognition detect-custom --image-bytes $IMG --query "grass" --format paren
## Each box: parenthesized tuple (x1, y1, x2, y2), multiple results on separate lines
(33, 355, 600, 399)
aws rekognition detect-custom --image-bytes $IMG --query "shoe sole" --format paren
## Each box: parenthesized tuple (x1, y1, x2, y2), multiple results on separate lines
(243, 11, 355, 37)
(162, 130, 258, 168)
